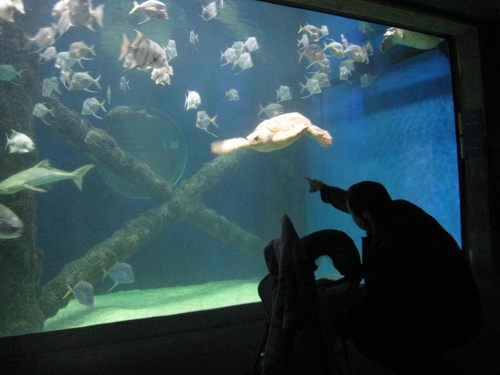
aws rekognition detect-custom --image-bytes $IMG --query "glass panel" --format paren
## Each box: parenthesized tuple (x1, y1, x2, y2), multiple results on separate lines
(0, 0, 459, 336)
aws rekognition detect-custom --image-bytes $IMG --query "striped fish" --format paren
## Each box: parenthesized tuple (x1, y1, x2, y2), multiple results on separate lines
(119, 30, 167, 70)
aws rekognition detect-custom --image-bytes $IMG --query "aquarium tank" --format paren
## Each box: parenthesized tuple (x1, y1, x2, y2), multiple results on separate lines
(0, 0, 460, 337)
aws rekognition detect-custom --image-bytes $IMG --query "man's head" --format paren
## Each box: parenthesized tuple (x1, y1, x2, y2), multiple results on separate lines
(346, 181, 392, 231)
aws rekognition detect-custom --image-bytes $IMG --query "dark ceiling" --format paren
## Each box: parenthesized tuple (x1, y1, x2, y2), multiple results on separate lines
(401, 0, 499, 21)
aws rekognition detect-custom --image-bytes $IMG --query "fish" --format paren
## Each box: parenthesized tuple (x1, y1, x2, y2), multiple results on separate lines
(5, 130, 35, 154)
(231, 41, 245, 52)
(340, 59, 356, 71)
(25, 24, 58, 51)
(84, 130, 103, 146)
(310, 72, 330, 88)
(119, 30, 167, 70)
(69, 41, 95, 59)
(0, 0, 24, 22)
(65, 280, 94, 307)
(151, 66, 173, 85)
(105, 262, 135, 293)
(165, 39, 177, 61)
(0, 160, 95, 194)
(122, 53, 135, 69)
(68, 0, 104, 31)
(323, 39, 344, 58)
(380, 27, 444, 52)
(360, 73, 378, 88)
(339, 66, 352, 83)
(0, 64, 23, 86)
(56, 8, 72, 37)
(129, 1, 168, 25)
(82, 98, 107, 119)
(341, 34, 349, 48)
(220, 47, 237, 66)
(54, 51, 86, 70)
(201, 1, 218, 21)
(298, 23, 321, 42)
(215, 0, 223, 9)
(119, 76, 129, 92)
(298, 44, 327, 64)
(33, 103, 56, 125)
(107, 85, 111, 104)
(184, 90, 201, 110)
(297, 34, 309, 49)
(42, 77, 62, 97)
(311, 58, 331, 73)
(344, 44, 369, 63)
(276, 85, 292, 102)
(38, 46, 57, 64)
(243, 37, 259, 52)
(258, 103, 284, 119)
(190, 30, 199, 51)
(358, 21, 375, 35)
(196, 111, 218, 137)
(233, 52, 253, 75)
(225, 89, 239, 101)
(0, 203, 23, 239)
(69, 72, 101, 92)
(300, 77, 322, 98)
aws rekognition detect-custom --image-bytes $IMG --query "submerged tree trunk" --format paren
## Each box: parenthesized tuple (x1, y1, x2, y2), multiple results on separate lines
(0, 22, 45, 337)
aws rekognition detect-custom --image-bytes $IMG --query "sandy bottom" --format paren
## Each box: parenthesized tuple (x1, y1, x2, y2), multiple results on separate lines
(44, 278, 262, 332)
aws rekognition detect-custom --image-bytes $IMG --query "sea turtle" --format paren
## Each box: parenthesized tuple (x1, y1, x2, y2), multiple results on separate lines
(380, 27, 444, 52)
(211, 112, 332, 154)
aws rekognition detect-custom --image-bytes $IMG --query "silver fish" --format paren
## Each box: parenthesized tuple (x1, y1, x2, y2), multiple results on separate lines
(0, 160, 94, 194)
(297, 34, 309, 49)
(344, 44, 369, 63)
(119, 30, 167, 69)
(33, 103, 56, 125)
(55, 51, 85, 70)
(0, 64, 22, 86)
(69, 41, 95, 59)
(38, 46, 57, 64)
(310, 72, 330, 88)
(0, 0, 24, 22)
(165, 40, 177, 61)
(257, 103, 284, 119)
(69, 0, 104, 31)
(5, 129, 35, 154)
(82, 98, 107, 119)
(84, 130, 103, 146)
(185, 90, 201, 110)
(190, 30, 199, 51)
(276, 85, 292, 102)
(221, 47, 237, 66)
(196, 111, 218, 137)
(56, 8, 72, 36)
(201, 1, 218, 21)
(300, 77, 322, 98)
(107, 85, 111, 104)
(225, 89, 239, 101)
(26, 24, 58, 51)
(69, 72, 101, 92)
(0, 203, 23, 239)
(119, 76, 129, 92)
(129, 1, 168, 25)
(151, 66, 172, 85)
(339, 66, 352, 83)
(243, 37, 259, 52)
(233, 52, 253, 75)
(65, 280, 94, 307)
(323, 39, 344, 58)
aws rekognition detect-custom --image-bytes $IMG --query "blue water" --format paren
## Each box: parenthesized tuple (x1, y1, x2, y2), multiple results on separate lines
(27, 1, 458, 297)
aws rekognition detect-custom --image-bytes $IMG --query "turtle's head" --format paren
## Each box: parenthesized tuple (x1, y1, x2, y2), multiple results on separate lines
(246, 131, 271, 145)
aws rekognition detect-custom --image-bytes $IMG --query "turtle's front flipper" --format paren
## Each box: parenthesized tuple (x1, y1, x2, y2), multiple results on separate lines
(306, 125, 333, 147)
(211, 138, 250, 154)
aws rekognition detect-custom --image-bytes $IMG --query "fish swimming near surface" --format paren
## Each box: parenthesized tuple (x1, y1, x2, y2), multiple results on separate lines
(0, 160, 95, 194)
(129, 0, 168, 25)
(201, 1, 218, 21)
(184, 90, 201, 110)
(196, 111, 218, 137)
(0, 203, 24, 239)
(0, 64, 23, 86)
(119, 30, 167, 69)
(105, 262, 135, 293)
(64, 280, 94, 307)
(5, 130, 35, 154)
(0, 0, 24, 22)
